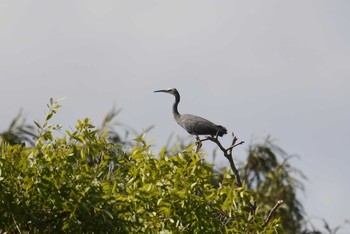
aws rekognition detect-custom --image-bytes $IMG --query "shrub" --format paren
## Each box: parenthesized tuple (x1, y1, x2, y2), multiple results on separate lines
(0, 100, 281, 233)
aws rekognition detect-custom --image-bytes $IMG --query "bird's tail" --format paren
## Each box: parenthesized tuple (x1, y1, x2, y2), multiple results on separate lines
(217, 125, 227, 137)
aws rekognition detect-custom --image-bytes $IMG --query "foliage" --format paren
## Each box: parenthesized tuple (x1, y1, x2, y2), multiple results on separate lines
(0, 100, 281, 233)
(0, 110, 37, 146)
(1, 99, 346, 233)
(241, 139, 306, 233)
(99, 106, 154, 146)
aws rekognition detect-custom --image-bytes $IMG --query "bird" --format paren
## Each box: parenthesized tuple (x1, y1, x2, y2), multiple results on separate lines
(154, 88, 227, 139)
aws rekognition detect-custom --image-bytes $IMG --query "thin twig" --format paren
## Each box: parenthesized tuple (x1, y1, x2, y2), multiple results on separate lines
(11, 213, 22, 234)
(262, 200, 284, 227)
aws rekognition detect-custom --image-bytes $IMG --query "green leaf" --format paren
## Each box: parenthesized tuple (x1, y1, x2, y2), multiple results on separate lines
(34, 120, 41, 129)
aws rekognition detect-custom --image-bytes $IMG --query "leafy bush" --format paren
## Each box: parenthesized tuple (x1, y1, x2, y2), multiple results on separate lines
(242, 141, 305, 232)
(0, 100, 281, 233)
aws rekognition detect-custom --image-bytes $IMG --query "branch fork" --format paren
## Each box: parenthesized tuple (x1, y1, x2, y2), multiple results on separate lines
(196, 133, 284, 228)
(196, 132, 244, 187)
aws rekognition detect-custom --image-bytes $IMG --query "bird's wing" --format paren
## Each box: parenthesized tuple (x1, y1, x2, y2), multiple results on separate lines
(179, 114, 219, 135)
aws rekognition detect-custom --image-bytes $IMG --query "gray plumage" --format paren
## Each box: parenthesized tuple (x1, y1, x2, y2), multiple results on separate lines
(154, 88, 227, 137)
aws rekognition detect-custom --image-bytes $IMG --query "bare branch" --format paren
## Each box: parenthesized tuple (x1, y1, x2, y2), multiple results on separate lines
(262, 200, 284, 227)
(197, 132, 244, 187)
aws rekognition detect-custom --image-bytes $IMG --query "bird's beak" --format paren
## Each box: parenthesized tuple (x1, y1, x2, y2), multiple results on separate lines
(154, 89, 169, 93)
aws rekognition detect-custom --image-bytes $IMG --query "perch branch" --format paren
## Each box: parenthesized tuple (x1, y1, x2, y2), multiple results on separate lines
(262, 200, 284, 227)
(197, 132, 244, 187)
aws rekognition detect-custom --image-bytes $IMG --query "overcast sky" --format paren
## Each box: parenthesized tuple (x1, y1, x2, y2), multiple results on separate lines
(1, 1, 350, 232)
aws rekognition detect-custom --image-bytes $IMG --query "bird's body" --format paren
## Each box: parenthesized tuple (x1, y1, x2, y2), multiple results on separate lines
(154, 88, 227, 137)
(176, 114, 227, 137)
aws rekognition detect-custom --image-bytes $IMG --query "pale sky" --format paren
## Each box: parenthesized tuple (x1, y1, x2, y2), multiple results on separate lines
(1, 1, 350, 232)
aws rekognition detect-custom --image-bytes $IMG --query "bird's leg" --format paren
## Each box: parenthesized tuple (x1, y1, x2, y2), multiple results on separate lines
(214, 130, 220, 140)
(195, 135, 202, 152)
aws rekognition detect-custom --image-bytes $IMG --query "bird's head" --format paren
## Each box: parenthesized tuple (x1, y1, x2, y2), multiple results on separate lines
(154, 88, 179, 96)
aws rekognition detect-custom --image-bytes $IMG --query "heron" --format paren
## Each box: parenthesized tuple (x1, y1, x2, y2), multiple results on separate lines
(154, 88, 227, 142)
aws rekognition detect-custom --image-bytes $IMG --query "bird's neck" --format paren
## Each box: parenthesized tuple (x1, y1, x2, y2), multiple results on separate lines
(173, 95, 181, 119)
